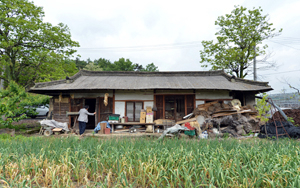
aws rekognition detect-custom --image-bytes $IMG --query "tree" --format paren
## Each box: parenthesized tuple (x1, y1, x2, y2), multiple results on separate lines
(199, 6, 282, 78)
(94, 58, 112, 71)
(110, 58, 135, 71)
(0, 81, 50, 128)
(83, 62, 103, 71)
(142, 63, 159, 72)
(75, 57, 87, 70)
(0, 0, 79, 88)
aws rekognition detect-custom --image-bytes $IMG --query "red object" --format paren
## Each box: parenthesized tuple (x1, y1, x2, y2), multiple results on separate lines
(184, 122, 195, 130)
(105, 128, 111, 134)
(124, 116, 128, 122)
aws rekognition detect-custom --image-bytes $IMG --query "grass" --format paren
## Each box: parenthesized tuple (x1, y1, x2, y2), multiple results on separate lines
(0, 135, 300, 187)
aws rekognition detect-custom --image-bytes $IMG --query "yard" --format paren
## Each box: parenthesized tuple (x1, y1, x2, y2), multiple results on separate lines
(0, 135, 300, 187)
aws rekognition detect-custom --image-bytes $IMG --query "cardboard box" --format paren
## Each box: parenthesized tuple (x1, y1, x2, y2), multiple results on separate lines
(146, 114, 153, 123)
(140, 111, 146, 123)
(140, 117, 146, 123)
(146, 106, 152, 113)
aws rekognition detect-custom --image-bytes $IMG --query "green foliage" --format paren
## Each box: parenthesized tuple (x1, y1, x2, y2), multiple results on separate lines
(94, 58, 112, 71)
(199, 5, 282, 78)
(255, 93, 271, 123)
(0, 0, 79, 88)
(75, 57, 87, 70)
(0, 81, 50, 128)
(83, 62, 103, 71)
(0, 137, 300, 187)
(88, 57, 159, 72)
(111, 58, 135, 71)
(141, 62, 159, 72)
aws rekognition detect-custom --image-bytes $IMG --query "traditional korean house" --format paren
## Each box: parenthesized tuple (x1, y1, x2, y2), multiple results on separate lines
(29, 70, 272, 129)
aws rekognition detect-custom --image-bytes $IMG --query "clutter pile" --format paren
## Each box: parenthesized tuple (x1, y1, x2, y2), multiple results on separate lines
(270, 109, 300, 126)
(258, 121, 300, 139)
(175, 100, 260, 138)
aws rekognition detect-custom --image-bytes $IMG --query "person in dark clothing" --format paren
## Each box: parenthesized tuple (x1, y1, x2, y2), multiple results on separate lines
(77, 105, 96, 135)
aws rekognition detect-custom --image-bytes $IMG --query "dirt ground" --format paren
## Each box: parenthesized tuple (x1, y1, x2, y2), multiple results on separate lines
(271, 109, 300, 126)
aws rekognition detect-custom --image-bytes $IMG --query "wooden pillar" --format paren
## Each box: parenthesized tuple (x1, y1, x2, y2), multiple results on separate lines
(69, 98, 71, 128)
(163, 95, 165, 119)
(95, 98, 99, 126)
(113, 90, 115, 114)
(184, 95, 187, 115)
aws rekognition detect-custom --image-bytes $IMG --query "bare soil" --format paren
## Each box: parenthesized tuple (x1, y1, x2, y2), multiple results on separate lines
(271, 109, 300, 126)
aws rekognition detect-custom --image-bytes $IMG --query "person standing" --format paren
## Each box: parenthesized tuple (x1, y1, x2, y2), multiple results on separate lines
(78, 105, 96, 135)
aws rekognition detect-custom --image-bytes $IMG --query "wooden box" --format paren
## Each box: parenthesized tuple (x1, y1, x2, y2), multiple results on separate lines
(100, 123, 106, 134)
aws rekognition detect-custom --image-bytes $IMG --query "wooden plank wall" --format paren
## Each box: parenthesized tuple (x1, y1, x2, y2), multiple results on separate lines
(53, 101, 69, 123)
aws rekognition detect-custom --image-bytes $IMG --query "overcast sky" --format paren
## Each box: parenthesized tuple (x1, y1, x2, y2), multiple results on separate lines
(32, 0, 300, 94)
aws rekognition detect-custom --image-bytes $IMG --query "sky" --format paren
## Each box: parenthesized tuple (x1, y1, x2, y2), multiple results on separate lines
(32, 0, 300, 94)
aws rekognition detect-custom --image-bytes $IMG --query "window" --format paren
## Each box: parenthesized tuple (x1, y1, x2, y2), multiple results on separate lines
(126, 102, 143, 122)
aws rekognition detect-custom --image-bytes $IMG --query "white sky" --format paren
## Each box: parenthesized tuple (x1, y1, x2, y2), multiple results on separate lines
(32, 0, 300, 94)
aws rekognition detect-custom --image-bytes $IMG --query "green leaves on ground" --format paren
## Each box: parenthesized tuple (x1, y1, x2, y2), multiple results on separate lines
(199, 5, 282, 78)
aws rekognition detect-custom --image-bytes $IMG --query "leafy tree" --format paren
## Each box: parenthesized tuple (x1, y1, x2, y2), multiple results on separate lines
(94, 58, 112, 71)
(110, 58, 135, 71)
(83, 62, 103, 71)
(255, 93, 271, 124)
(142, 63, 159, 72)
(75, 57, 87, 70)
(0, 0, 79, 88)
(199, 6, 282, 78)
(0, 81, 50, 128)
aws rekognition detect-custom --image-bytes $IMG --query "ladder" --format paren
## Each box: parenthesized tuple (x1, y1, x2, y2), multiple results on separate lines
(268, 98, 291, 139)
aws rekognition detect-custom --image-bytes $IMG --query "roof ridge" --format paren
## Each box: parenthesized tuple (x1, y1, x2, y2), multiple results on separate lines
(32, 69, 270, 89)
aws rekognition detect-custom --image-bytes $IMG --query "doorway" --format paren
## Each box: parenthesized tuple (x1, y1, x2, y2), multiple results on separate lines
(85, 99, 96, 129)
(165, 95, 185, 121)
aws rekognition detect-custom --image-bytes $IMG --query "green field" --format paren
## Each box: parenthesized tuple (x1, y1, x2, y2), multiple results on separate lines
(0, 135, 300, 187)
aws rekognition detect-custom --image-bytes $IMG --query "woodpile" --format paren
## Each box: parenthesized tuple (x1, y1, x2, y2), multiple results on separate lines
(176, 100, 260, 137)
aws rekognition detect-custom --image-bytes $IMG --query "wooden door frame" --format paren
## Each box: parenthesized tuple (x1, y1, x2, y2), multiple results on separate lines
(155, 94, 195, 120)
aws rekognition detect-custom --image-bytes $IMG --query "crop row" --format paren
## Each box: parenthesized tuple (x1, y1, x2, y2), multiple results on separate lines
(0, 136, 300, 187)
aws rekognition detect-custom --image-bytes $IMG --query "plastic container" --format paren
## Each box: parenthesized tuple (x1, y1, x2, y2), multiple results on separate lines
(202, 131, 208, 139)
(184, 130, 196, 136)
(109, 114, 120, 120)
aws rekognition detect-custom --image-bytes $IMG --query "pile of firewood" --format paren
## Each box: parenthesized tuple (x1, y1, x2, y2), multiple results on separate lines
(176, 100, 260, 137)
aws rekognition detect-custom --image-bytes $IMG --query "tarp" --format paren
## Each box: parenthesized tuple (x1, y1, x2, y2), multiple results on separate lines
(94, 121, 112, 133)
(158, 124, 189, 140)
(40, 120, 69, 131)
(258, 121, 300, 139)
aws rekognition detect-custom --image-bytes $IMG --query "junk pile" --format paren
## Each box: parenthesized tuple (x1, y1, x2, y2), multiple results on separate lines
(39, 119, 69, 136)
(258, 121, 300, 139)
(175, 100, 260, 138)
(270, 109, 300, 126)
(257, 100, 300, 139)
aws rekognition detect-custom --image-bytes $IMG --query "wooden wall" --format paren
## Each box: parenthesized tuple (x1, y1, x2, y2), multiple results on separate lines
(53, 98, 70, 123)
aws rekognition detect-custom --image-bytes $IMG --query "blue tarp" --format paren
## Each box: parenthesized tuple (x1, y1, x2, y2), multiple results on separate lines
(94, 121, 112, 133)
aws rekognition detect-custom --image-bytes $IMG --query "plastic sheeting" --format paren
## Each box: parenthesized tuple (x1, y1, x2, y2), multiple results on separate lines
(40, 120, 69, 131)
(94, 121, 112, 133)
(158, 124, 189, 140)
(258, 121, 300, 139)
